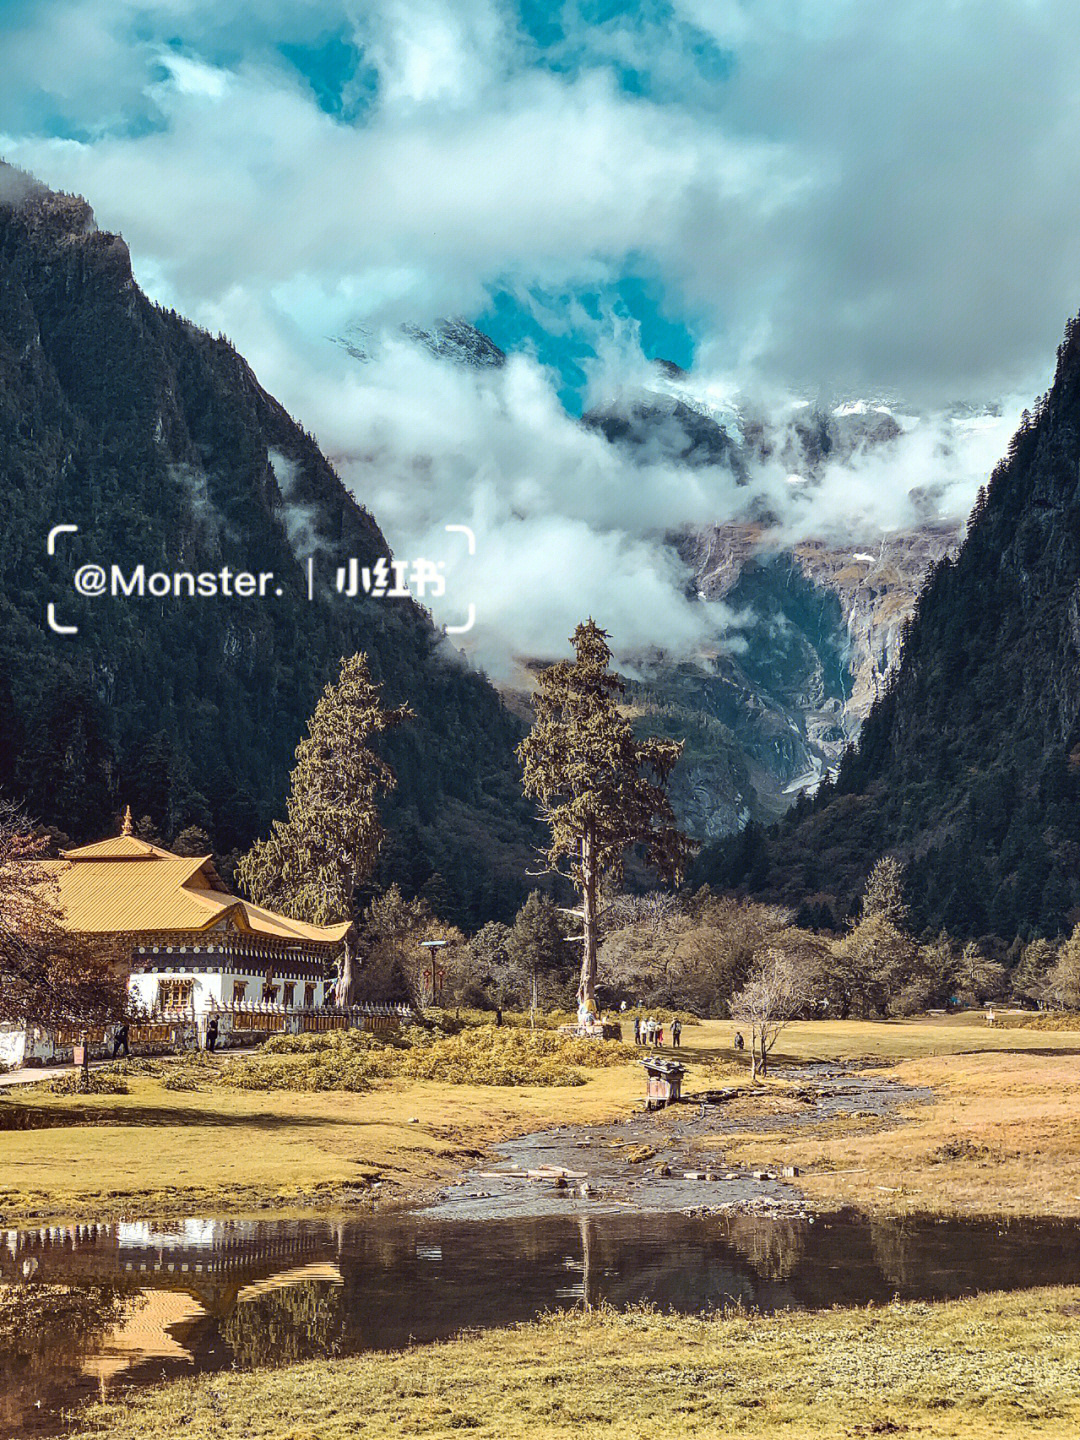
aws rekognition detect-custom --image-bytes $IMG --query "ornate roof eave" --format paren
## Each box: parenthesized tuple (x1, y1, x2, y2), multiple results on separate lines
(91, 928, 345, 955)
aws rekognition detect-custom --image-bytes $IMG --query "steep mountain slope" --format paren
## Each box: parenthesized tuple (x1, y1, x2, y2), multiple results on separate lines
(697, 317, 1080, 940)
(641, 523, 959, 840)
(0, 164, 536, 924)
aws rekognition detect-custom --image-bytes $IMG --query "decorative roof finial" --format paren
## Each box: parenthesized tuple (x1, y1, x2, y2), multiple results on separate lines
(121, 805, 134, 837)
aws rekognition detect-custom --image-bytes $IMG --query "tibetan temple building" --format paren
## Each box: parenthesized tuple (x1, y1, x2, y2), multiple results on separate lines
(39, 808, 350, 1023)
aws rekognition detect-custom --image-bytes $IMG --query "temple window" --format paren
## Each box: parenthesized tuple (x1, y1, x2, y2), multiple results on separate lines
(158, 978, 194, 1012)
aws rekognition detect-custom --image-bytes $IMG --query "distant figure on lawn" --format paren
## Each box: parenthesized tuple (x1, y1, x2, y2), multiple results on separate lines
(111, 1023, 129, 1059)
(657, 1024, 665, 1047)
(672, 1019, 682, 1048)
(495, 1007, 503, 1027)
(633, 1016, 641, 1045)
(986, 1008, 996, 1027)
(733, 1030, 745, 1051)
(205, 1017, 219, 1053)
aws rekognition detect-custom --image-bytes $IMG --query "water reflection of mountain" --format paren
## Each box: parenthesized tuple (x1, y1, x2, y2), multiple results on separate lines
(8, 1211, 1080, 1435)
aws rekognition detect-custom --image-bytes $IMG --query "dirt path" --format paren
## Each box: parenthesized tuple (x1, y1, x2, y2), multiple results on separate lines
(420, 1062, 930, 1221)
(0, 1048, 260, 1088)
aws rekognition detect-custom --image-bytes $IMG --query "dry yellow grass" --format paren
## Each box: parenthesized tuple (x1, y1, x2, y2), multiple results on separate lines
(699, 1018, 1080, 1216)
(76, 1286, 1080, 1440)
(0, 1063, 646, 1223)
(4, 1014, 1080, 1223)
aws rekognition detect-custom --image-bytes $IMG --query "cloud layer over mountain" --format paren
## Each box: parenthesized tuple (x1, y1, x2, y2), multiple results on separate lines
(0, 0, 1067, 670)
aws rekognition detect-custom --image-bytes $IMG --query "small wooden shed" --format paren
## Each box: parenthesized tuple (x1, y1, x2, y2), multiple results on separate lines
(639, 1056, 686, 1109)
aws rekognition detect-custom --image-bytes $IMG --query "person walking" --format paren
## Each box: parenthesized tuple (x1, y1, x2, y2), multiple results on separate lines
(205, 1016, 219, 1053)
(672, 1018, 682, 1048)
(111, 1022, 129, 1059)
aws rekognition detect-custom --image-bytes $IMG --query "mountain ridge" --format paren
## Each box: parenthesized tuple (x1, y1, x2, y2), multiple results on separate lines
(0, 162, 537, 925)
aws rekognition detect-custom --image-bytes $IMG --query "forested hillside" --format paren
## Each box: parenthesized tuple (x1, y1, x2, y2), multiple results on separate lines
(698, 314, 1080, 941)
(0, 163, 537, 924)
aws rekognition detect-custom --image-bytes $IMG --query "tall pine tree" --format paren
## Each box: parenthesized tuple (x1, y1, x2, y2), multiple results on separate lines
(238, 655, 411, 1003)
(517, 621, 692, 1013)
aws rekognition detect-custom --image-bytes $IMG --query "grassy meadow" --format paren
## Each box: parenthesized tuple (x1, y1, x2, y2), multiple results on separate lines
(3, 1013, 1080, 1222)
(76, 1286, 1080, 1440)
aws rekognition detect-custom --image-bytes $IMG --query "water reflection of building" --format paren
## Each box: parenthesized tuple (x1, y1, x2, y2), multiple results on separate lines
(3, 1220, 340, 1302)
(2, 1219, 347, 1420)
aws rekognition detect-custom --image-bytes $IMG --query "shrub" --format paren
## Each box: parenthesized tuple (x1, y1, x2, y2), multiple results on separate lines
(36, 1071, 129, 1096)
(222, 1025, 636, 1092)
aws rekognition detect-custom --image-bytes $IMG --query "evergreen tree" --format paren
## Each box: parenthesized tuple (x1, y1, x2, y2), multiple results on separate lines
(517, 621, 692, 1012)
(134, 815, 163, 847)
(506, 890, 573, 1007)
(1011, 937, 1057, 1007)
(171, 825, 213, 857)
(1046, 925, 1080, 1010)
(238, 655, 411, 1003)
(862, 856, 908, 926)
(952, 940, 1006, 1004)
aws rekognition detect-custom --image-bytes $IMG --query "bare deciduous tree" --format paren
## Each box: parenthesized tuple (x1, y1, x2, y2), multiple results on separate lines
(729, 946, 813, 1080)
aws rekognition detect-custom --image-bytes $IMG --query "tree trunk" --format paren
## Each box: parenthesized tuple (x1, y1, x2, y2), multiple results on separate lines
(758, 1032, 768, 1078)
(579, 1216, 595, 1312)
(333, 933, 358, 1008)
(578, 825, 598, 1009)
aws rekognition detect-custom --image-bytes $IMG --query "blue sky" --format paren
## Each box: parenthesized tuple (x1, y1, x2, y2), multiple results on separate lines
(3, 1, 1076, 408)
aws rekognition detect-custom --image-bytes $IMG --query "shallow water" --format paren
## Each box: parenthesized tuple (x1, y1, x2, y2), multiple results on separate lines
(5, 1209, 1080, 1437)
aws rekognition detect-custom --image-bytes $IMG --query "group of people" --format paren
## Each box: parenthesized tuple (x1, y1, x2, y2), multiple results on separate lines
(633, 1015, 682, 1048)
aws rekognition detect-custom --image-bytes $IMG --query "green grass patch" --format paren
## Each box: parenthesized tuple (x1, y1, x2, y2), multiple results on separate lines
(76, 1287, 1080, 1439)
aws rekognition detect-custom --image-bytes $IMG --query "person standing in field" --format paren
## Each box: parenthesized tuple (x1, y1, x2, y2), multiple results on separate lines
(205, 1016, 219, 1053)
(633, 1016, 641, 1045)
(672, 1018, 682, 1048)
(657, 1023, 664, 1047)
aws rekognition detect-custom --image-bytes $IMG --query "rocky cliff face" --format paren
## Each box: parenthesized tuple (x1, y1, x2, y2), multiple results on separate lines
(0, 165, 536, 923)
(638, 519, 959, 842)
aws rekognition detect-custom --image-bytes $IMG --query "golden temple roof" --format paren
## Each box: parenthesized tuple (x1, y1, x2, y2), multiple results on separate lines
(38, 825, 350, 947)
